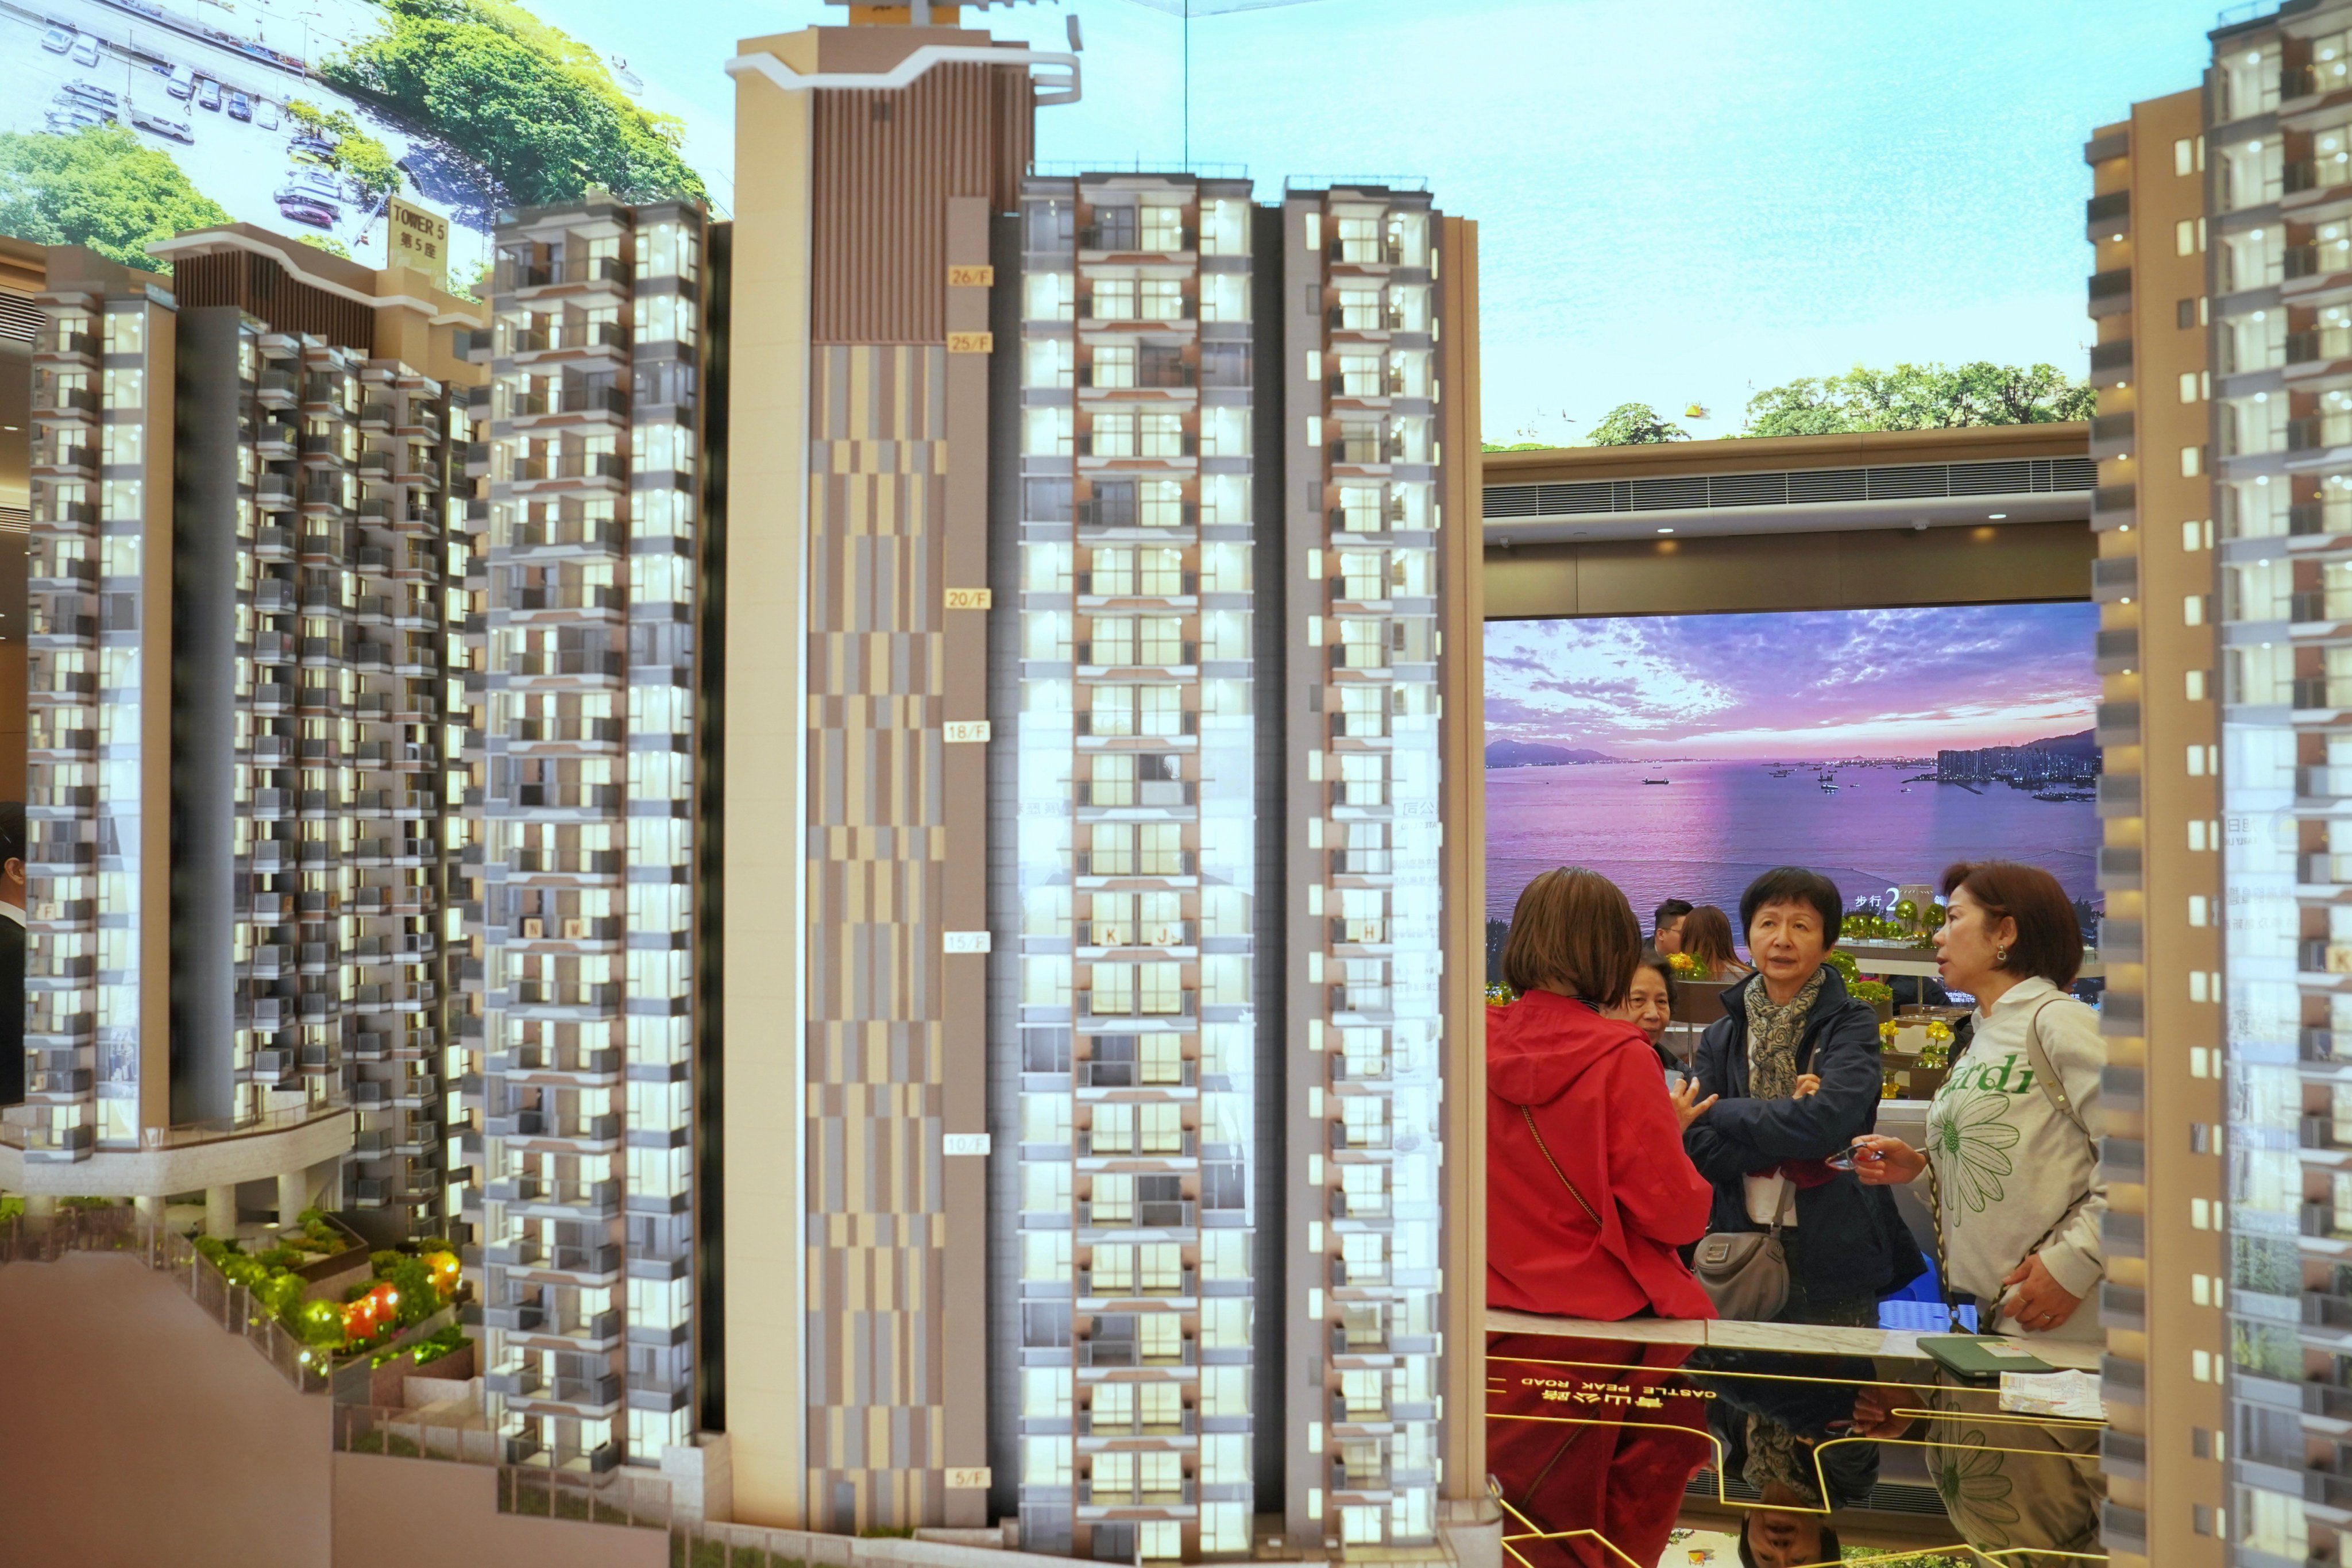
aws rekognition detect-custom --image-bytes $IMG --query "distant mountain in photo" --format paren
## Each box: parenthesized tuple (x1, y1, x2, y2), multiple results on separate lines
(2021, 729, 2096, 757)
(1485, 740, 1622, 768)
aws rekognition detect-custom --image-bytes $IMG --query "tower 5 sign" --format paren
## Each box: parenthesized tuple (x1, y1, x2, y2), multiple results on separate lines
(388, 199, 450, 288)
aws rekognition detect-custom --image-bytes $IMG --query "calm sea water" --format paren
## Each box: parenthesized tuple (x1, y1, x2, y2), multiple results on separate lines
(1484, 758, 2099, 922)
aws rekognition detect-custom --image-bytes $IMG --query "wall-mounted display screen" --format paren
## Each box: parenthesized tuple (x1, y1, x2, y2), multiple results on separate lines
(1484, 603, 2103, 936)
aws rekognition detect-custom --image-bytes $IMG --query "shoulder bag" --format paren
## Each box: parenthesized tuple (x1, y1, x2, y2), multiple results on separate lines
(1687, 1007, 1791, 1320)
(1691, 1213, 1789, 1322)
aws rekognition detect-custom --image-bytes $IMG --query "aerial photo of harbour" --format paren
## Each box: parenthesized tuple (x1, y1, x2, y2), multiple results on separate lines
(1483, 603, 2102, 928)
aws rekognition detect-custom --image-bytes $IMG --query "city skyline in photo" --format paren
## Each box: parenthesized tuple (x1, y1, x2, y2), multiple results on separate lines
(1484, 602, 2102, 762)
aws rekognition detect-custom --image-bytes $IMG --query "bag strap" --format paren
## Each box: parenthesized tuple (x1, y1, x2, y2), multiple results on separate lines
(1922, 1153, 1963, 1333)
(2020, 997, 2092, 1145)
(1520, 1104, 1604, 1230)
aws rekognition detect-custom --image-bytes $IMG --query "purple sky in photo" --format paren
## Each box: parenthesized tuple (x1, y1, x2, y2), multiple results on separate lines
(1484, 603, 2100, 760)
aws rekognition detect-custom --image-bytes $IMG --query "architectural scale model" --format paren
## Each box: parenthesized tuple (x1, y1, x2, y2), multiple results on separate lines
(0, 3, 1491, 1561)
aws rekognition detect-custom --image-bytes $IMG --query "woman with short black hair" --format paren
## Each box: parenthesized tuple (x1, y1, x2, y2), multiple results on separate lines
(1847, 860, 2107, 1339)
(1489, 868, 1719, 1320)
(1682, 867, 1924, 1323)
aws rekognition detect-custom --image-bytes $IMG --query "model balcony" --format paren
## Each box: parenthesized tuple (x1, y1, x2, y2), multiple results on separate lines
(32, 326, 96, 361)
(508, 453, 623, 487)
(484, 1173, 544, 1206)
(1073, 713, 1199, 740)
(1077, 1057, 1197, 1088)
(28, 561, 97, 597)
(30, 435, 95, 473)
(1076, 570, 1199, 600)
(628, 1375, 693, 1413)
(482, 1359, 543, 1397)
(510, 320, 628, 359)
(1075, 1338, 1196, 1369)
(1079, 1130, 1196, 1159)
(1078, 642, 1197, 670)
(1077, 1200, 1198, 1231)
(497, 254, 631, 294)
(32, 384, 97, 421)
(539, 1242, 623, 1281)
(479, 1299, 546, 1332)
(1076, 1409, 1198, 1438)
(515, 1372, 624, 1416)
(505, 386, 630, 422)
(509, 517, 623, 554)
(1083, 992, 1198, 1023)
(508, 650, 624, 681)
(1076, 780, 1195, 809)
(1083, 1478, 1196, 1507)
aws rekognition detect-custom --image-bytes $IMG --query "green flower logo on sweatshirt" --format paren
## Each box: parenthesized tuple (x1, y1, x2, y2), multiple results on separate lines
(1927, 1090, 2022, 1214)
(1928, 1430, 2022, 1544)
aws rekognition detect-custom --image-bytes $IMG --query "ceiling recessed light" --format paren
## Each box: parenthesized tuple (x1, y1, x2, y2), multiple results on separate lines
(1988, 512, 2007, 519)
(1656, 527, 1674, 534)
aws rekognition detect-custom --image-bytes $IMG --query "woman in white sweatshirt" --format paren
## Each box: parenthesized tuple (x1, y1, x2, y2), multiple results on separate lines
(1845, 860, 2107, 1341)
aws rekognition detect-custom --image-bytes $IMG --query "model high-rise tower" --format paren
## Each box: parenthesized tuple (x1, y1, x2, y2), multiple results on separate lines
(7, 228, 481, 1239)
(464, 197, 718, 1474)
(2096, 4, 2352, 1563)
(697, 5, 1487, 1550)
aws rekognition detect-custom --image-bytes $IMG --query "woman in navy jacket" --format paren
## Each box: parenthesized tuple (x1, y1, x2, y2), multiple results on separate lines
(1681, 867, 1924, 1323)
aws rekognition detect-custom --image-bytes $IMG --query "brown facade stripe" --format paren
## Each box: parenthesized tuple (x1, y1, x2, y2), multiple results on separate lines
(168, 250, 374, 349)
(809, 64, 1032, 344)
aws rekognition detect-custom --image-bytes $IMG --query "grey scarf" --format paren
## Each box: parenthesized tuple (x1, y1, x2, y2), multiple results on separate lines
(1743, 967, 1825, 1099)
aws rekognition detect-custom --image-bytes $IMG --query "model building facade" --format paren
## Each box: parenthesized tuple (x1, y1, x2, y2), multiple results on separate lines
(7, 230, 480, 1241)
(464, 199, 716, 1472)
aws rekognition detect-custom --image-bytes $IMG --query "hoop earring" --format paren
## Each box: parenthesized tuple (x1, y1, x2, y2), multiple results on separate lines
(1994, 945, 2008, 966)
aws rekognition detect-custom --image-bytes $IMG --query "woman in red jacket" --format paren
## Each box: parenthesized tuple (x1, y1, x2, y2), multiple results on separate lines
(1490, 868, 1720, 1321)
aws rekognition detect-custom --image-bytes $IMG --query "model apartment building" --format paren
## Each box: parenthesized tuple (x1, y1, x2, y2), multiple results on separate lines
(5, 228, 481, 1241)
(463, 197, 716, 1474)
(2095, 2, 2352, 1563)
(0, 3, 1488, 1555)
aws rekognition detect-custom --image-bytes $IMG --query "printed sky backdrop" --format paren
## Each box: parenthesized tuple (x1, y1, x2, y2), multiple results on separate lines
(0, 0, 2219, 435)
(1484, 604, 2102, 760)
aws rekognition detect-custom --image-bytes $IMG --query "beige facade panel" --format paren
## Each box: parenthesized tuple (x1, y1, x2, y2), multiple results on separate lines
(723, 42, 818, 1528)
